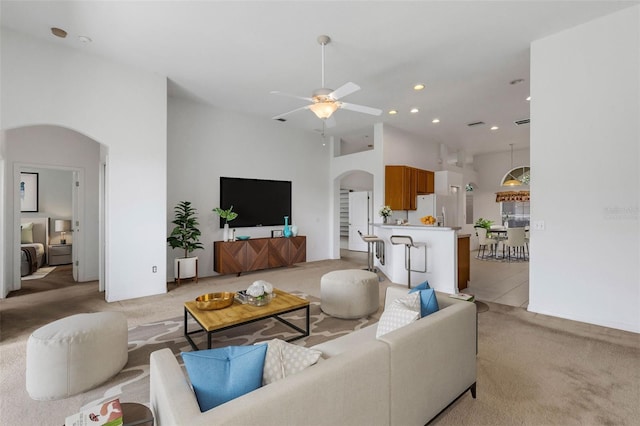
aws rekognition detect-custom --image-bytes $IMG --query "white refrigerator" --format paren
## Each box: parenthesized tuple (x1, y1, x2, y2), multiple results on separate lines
(407, 194, 459, 227)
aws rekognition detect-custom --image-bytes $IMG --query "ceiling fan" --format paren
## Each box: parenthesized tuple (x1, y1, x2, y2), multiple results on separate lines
(271, 35, 382, 126)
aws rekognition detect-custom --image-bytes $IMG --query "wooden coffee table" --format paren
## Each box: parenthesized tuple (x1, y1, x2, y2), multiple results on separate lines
(184, 288, 310, 351)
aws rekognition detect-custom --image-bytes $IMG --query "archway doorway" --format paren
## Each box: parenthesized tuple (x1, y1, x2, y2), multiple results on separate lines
(337, 170, 374, 262)
(2, 124, 105, 298)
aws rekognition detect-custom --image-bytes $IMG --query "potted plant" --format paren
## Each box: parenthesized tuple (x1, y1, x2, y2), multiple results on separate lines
(214, 205, 238, 241)
(167, 201, 203, 283)
(474, 217, 494, 230)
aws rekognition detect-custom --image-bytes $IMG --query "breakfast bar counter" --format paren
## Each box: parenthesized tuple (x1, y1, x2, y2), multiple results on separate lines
(372, 224, 461, 293)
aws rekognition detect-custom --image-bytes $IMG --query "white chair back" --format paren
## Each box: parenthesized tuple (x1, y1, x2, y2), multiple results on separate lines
(506, 227, 525, 247)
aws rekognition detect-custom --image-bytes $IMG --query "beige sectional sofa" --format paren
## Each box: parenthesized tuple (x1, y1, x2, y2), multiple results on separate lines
(150, 285, 477, 426)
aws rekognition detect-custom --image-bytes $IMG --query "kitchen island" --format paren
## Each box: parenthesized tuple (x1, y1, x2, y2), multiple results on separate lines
(372, 224, 462, 293)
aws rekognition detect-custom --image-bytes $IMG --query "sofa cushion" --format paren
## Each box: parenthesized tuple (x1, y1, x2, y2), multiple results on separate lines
(256, 339, 322, 385)
(416, 288, 440, 318)
(181, 345, 267, 412)
(376, 293, 420, 338)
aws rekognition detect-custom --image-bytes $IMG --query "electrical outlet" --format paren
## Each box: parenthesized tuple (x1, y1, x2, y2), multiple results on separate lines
(152, 266, 157, 273)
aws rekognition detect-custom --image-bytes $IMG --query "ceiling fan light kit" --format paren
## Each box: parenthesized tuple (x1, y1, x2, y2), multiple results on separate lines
(271, 34, 381, 124)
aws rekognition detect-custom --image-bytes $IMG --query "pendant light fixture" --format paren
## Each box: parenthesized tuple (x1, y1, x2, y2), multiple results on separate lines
(503, 144, 522, 186)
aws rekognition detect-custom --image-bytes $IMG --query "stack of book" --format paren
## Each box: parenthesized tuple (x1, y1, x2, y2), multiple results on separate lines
(449, 293, 475, 302)
(65, 398, 123, 426)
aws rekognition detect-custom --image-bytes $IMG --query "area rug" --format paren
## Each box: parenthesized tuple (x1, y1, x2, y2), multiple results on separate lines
(78, 292, 379, 410)
(21, 266, 56, 281)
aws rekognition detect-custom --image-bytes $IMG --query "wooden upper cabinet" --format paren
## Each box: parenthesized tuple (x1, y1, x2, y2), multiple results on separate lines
(385, 165, 433, 211)
(416, 169, 434, 195)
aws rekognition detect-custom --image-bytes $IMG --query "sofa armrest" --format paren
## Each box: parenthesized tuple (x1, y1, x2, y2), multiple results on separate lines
(150, 348, 202, 426)
(378, 300, 477, 426)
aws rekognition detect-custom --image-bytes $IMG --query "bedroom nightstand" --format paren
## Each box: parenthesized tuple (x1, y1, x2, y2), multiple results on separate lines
(49, 244, 72, 266)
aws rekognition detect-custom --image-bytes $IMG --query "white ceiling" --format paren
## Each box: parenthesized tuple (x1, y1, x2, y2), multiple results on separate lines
(2, 1, 638, 156)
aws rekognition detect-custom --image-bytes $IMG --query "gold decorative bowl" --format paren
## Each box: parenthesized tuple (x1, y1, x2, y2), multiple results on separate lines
(195, 292, 235, 310)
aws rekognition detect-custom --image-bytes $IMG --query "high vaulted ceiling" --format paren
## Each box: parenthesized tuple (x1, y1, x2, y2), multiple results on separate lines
(2, 1, 638, 156)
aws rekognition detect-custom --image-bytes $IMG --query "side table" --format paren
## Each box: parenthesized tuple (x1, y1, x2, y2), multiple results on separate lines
(49, 244, 72, 266)
(121, 402, 154, 426)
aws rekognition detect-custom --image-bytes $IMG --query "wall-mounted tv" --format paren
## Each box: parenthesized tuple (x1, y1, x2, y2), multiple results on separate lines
(219, 177, 292, 228)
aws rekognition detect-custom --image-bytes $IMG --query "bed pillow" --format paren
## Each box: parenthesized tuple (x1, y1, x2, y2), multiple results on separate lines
(255, 338, 322, 385)
(181, 345, 267, 412)
(21, 223, 34, 244)
(376, 292, 420, 338)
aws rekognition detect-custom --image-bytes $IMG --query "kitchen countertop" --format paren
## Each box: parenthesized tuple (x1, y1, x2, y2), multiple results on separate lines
(372, 223, 462, 231)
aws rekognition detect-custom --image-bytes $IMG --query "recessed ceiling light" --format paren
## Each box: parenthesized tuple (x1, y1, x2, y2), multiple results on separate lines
(413, 83, 425, 91)
(78, 36, 92, 43)
(388, 110, 398, 115)
(510, 78, 525, 85)
(432, 118, 440, 123)
(51, 27, 67, 38)
(491, 126, 499, 130)
(410, 108, 419, 114)
(526, 96, 531, 101)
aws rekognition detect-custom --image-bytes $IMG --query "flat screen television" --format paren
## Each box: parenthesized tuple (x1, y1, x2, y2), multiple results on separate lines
(219, 177, 292, 228)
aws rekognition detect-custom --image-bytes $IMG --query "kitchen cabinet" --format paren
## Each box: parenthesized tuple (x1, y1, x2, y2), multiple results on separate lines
(457, 235, 470, 290)
(385, 165, 434, 211)
(416, 169, 434, 194)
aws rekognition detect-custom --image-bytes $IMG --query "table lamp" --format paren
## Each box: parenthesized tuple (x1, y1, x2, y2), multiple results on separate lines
(54, 219, 72, 244)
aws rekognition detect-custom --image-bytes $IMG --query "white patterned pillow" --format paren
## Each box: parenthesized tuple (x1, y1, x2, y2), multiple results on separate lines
(376, 292, 421, 338)
(255, 338, 322, 385)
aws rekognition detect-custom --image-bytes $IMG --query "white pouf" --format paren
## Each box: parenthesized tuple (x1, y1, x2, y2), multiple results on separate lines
(321, 269, 379, 319)
(26, 312, 128, 400)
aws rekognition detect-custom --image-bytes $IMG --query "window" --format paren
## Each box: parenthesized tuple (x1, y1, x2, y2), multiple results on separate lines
(501, 201, 530, 227)
(502, 166, 530, 186)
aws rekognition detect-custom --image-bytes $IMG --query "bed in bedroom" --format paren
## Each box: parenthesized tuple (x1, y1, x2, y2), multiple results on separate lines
(20, 217, 49, 277)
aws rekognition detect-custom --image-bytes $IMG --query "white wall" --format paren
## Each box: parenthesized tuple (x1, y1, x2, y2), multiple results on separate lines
(529, 6, 639, 333)
(167, 97, 331, 279)
(383, 125, 441, 171)
(1, 29, 167, 301)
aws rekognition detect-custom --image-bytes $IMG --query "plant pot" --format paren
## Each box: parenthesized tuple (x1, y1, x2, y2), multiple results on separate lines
(223, 223, 229, 241)
(175, 257, 198, 280)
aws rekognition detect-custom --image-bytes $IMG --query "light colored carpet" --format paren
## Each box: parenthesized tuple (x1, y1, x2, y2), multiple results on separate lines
(20, 266, 56, 281)
(1, 257, 639, 425)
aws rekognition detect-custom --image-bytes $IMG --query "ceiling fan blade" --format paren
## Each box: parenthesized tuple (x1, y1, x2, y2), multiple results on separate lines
(340, 102, 382, 116)
(329, 82, 360, 100)
(270, 91, 313, 102)
(272, 105, 311, 120)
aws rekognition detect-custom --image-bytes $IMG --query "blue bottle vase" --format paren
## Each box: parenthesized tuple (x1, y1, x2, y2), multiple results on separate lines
(283, 216, 292, 238)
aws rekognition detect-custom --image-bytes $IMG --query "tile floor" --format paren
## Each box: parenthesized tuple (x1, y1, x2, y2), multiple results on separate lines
(341, 244, 530, 308)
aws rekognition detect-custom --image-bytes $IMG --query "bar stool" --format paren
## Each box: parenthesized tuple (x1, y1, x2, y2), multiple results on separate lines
(390, 235, 427, 289)
(357, 230, 385, 272)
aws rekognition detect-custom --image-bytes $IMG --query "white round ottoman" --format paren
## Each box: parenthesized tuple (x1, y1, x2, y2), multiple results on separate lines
(321, 269, 379, 319)
(26, 312, 128, 400)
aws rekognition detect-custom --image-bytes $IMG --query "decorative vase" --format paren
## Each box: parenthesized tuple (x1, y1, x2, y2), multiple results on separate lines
(383, 216, 388, 224)
(291, 224, 298, 237)
(223, 223, 229, 241)
(283, 216, 292, 238)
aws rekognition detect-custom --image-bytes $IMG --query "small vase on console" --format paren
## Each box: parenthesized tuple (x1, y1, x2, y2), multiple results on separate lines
(223, 223, 229, 242)
(291, 224, 298, 237)
(283, 216, 292, 238)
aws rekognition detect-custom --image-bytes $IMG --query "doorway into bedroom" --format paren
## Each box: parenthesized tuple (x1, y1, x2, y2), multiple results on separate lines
(4, 124, 103, 299)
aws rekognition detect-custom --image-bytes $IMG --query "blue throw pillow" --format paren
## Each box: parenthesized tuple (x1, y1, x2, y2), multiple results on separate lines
(416, 288, 439, 318)
(408, 281, 430, 293)
(181, 345, 267, 412)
